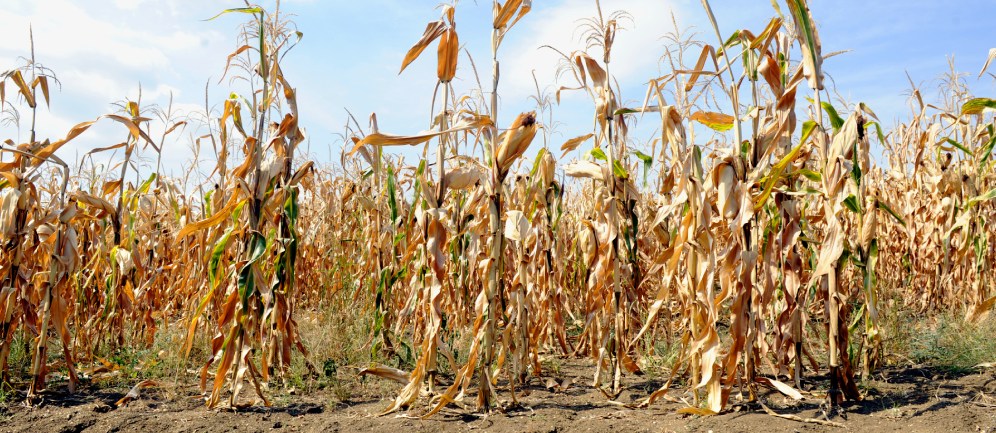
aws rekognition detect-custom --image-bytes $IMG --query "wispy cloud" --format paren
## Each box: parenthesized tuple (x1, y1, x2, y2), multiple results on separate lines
(501, 0, 685, 104)
(0, 0, 233, 177)
(2, 0, 991, 174)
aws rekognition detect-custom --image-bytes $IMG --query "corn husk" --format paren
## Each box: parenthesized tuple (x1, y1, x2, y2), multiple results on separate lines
(495, 112, 538, 174)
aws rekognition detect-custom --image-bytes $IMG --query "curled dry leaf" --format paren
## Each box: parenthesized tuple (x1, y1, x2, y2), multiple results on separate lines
(0, 188, 22, 238)
(115, 380, 158, 407)
(690, 111, 735, 132)
(564, 160, 605, 181)
(437, 28, 459, 82)
(559, 133, 594, 157)
(358, 365, 411, 385)
(445, 163, 485, 190)
(400, 21, 447, 75)
(348, 115, 492, 156)
(504, 210, 529, 242)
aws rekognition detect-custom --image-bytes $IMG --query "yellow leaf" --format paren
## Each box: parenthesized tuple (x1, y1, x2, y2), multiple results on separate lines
(9, 70, 34, 108)
(31, 75, 50, 108)
(176, 194, 245, 239)
(676, 406, 717, 416)
(347, 115, 492, 156)
(690, 111, 735, 132)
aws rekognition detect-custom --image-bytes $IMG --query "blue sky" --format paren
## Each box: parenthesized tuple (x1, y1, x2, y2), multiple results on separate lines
(1, 0, 993, 181)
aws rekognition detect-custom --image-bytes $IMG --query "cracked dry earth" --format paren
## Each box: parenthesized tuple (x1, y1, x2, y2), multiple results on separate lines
(2, 360, 995, 433)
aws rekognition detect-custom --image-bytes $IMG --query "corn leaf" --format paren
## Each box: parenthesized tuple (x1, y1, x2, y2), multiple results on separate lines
(961, 98, 996, 115)
(967, 188, 996, 208)
(876, 200, 906, 226)
(690, 111, 735, 132)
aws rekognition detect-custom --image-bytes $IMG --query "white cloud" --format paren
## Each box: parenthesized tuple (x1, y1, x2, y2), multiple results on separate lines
(113, 0, 147, 11)
(3, 0, 979, 175)
(500, 0, 685, 105)
(2, 2, 161, 70)
(0, 0, 233, 173)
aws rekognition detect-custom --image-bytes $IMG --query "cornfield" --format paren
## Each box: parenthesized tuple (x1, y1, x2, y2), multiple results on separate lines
(1, 0, 995, 421)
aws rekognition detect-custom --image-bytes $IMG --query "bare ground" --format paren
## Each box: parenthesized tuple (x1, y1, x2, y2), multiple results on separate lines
(2, 358, 995, 433)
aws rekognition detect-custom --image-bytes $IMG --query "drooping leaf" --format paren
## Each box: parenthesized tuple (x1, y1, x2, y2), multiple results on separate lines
(399, 20, 447, 75)
(821, 101, 844, 131)
(866, 120, 886, 144)
(967, 188, 996, 208)
(176, 194, 246, 239)
(961, 98, 996, 115)
(943, 137, 973, 156)
(559, 133, 594, 156)
(785, 0, 824, 90)
(586, 147, 608, 161)
(978, 129, 996, 173)
(634, 150, 653, 185)
(876, 200, 906, 226)
(843, 194, 862, 214)
(31, 75, 50, 108)
(8, 70, 34, 108)
(690, 111, 735, 132)
(204, 7, 263, 21)
(683, 45, 720, 92)
(980, 48, 996, 78)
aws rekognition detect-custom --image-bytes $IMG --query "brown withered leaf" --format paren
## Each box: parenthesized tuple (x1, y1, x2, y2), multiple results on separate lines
(348, 115, 492, 156)
(358, 365, 411, 385)
(437, 28, 459, 82)
(115, 380, 158, 407)
(559, 133, 594, 157)
(400, 20, 447, 75)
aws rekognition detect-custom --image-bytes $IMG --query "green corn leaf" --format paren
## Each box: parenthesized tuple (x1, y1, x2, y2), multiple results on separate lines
(530, 147, 548, 178)
(208, 227, 235, 290)
(633, 150, 653, 186)
(863, 120, 886, 144)
(587, 147, 608, 161)
(961, 97, 996, 115)
(238, 232, 267, 304)
(978, 126, 996, 173)
(843, 194, 862, 214)
(138, 173, 157, 194)
(755, 135, 808, 210)
(785, 0, 823, 90)
(204, 7, 264, 21)
(876, 200, 906, 226)
(821, 101, 844, 131)
(203, 189, 215, 217)
(798, 168, 822, 182)
(799, 120, 817, 146)
(943, 137, 973, 156)
(612, 160, 629, 179)
(967, 187, 996, 208)
(387, 166, 399, 223)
